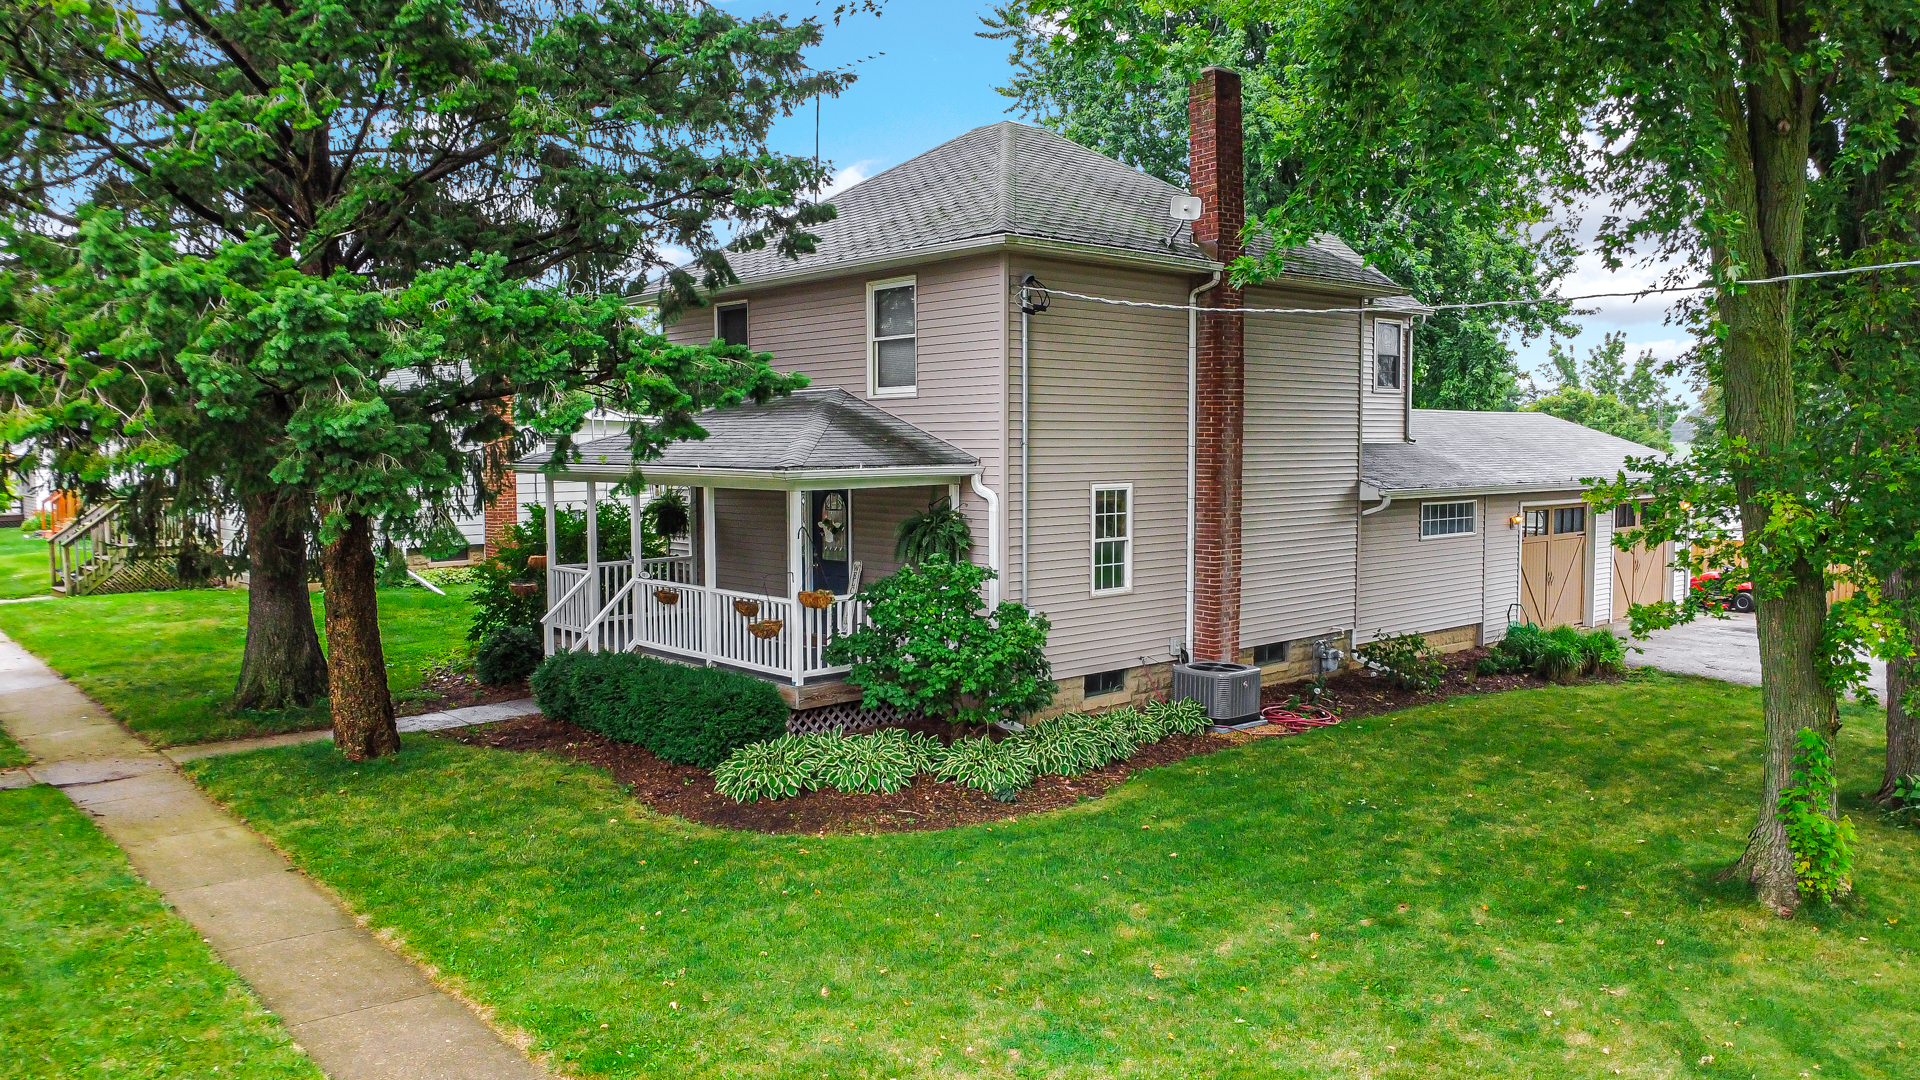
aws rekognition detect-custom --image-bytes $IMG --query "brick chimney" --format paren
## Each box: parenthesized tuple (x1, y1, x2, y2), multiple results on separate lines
(482, 398, 517, 561)
(1190, 67, 1245, 662)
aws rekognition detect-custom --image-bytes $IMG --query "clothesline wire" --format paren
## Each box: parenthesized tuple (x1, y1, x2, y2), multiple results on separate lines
(1032, 257, 1920, 317)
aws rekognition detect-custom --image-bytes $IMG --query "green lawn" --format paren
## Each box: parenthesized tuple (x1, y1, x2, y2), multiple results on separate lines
(188, 672, 1920, 1079)
(0, 784, 321, 1079)
(0, 529, 50, 599)
(0, 726, 27, 768)
(0, 585, 474, 747)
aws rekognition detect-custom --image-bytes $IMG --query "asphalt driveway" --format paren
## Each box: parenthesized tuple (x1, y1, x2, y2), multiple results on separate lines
(1618, 612, 1888, 697)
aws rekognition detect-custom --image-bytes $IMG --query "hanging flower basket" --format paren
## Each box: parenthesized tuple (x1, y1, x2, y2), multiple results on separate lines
(747, 618, 784, 640)
(653, 588, 680, 605)
(797, 589, 834, 610)
(508, 581, 537, 598)
(733, 599, 761, 618)
(526, 555, 548, 571)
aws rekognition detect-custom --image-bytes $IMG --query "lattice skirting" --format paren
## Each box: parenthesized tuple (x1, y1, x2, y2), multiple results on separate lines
(79, 559, 185, 597)
(787, 699, 920, 736)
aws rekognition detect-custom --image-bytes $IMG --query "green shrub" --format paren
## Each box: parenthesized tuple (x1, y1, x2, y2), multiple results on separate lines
(530, 651, 788, 767)
(1580, 626, 1627, 675)
(934, 736, 1037, 799)
(823, 554, 1055, 726)
(1357, 630, 1445, 692)
(1538, 626, 1588, 684)
(474, 625, 543, 686)
(1487, 623, 1622, 682)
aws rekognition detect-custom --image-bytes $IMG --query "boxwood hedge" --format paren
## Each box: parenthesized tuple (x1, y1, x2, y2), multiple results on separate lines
(529, 651, 789, 767)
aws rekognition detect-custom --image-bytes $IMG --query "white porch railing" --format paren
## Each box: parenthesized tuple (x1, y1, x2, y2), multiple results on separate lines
(541, 558, 865, 681)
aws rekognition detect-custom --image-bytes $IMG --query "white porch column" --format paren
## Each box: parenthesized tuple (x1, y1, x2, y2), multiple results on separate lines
(584, 480, 599, 651)
(788, 488, 806, 685)
(543, 473, 558, 656)
(630, 487, 645, 573)
(701, 486, 717, 662)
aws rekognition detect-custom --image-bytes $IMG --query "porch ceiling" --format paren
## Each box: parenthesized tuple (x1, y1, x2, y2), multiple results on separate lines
(516, 387, 979, 489)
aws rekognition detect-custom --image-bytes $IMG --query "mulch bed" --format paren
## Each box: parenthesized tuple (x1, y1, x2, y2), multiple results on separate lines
(445, 647, 1571, 835)
(394, 672, 530, 718)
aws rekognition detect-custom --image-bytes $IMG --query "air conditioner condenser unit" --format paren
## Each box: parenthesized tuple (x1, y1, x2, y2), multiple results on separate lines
(1172, 660, 1263, 729)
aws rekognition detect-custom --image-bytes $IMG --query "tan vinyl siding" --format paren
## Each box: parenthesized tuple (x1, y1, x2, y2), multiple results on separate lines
(1356, 497, 1485, 640)
(660, 255, 1007, 571)
(1242, 288, 1363, 648)
(1481, 494, 1524, 642)
(713, 488, 787, 594)
(850, 485, 939, 584)
(1362, 315, 1408, 443)
(1005, 257, 1190, 679)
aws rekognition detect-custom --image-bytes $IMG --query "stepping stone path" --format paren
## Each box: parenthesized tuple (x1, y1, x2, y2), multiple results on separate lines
(0, 631, 548, 1080)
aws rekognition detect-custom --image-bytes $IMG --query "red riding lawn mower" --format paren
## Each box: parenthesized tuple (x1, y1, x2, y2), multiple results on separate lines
(1690, 570, 1755, 613)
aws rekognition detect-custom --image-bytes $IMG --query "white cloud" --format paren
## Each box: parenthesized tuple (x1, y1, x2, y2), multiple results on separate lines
(817, 159, 881, 199)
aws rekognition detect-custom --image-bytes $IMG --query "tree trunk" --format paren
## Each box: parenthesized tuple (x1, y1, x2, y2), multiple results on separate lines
(1710, 29, 1831, 914)
(231, 491, 329, 712)
(319, 510, 398, 760)
(1875, 566, 1920, 803)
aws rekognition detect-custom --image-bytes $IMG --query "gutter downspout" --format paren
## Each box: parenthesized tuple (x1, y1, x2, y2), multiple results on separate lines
(1020, 305, 1030, 603)
(1185, 270, 1222, 664)
(972, 473, 1002, 607)
(1360, 487, 1393, 517)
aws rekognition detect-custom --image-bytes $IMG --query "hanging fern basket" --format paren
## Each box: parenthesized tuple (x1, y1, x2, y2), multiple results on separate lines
(733, 599, 761, 618)
(797, 589, 834, 609)
(653, 588, 681, 605)
(508, 581, 537, 598)
(747, 618, 784, 640)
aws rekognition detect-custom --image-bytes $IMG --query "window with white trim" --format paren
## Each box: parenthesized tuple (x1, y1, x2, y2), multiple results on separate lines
(1419, 500, 1475, 538)
(715, 302, 748, 347)
(1090, 484, 1132, 594)
(868, 278, 917, 393)
(1374, 320, 1405, 391)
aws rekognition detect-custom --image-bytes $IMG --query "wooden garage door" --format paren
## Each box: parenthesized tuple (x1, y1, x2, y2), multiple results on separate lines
(1610, 503, 1671, 615)
(1521, 505, 1588, 627)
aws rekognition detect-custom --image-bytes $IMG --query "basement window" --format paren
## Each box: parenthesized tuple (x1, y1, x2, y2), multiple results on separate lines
(1419, 500, 1476, 538)
(1252, 641, 1289, 666)
(1083, 668, 1128, 697)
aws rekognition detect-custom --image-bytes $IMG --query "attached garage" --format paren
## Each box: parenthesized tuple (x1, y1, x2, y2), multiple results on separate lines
(1361, 410, 1672, 645)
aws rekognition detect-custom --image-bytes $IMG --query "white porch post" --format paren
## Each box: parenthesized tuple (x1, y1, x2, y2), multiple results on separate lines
(788, 488, 805, 685)
(543, 473, 558, 656)
(701, 486, 717, 662)
(630, 487, 645, 572)
(584, 480, 599, 651)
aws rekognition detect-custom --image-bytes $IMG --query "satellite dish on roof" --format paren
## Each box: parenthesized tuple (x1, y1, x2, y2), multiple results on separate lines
(1169, 195, 1204, 221)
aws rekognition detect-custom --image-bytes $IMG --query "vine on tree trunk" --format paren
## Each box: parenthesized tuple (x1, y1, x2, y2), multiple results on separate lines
(1776, 727, 1855, 903)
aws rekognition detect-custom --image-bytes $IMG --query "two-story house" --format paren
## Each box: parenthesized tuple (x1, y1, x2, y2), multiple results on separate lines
(517, 69, 1675, 729)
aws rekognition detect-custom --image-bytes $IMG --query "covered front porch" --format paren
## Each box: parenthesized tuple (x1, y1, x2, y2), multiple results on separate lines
(519, 389, 991, 686)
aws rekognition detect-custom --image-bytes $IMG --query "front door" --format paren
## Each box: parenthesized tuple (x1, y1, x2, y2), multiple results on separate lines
(1521, 504, 1589, 627)
(809, 490, 852, 595)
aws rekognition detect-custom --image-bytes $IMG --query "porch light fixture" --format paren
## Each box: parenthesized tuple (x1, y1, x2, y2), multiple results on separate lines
(1018, 274, 1050, 315)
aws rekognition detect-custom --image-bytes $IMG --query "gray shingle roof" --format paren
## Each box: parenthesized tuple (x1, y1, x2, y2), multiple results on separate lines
(517, 388, 978, 475)
(1362, 410, 1662, 495)
(716, 121, 1399, 293)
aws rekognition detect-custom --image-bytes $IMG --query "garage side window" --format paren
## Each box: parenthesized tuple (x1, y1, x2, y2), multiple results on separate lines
(1524, 509, 1550, 536)
(1554, 506, 1587, 534)
(1420, 500, 1475, 538)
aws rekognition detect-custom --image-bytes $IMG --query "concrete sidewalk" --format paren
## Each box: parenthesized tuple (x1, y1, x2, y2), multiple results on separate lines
(1618, 612, 1888, 696)
(0, 633, 547, 1080)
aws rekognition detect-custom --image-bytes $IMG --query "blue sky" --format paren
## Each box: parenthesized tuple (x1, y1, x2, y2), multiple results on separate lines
(747, 1, 1696, 406)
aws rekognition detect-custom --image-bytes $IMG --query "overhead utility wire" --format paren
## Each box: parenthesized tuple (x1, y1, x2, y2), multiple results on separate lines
(1038, 258, 1920, 317)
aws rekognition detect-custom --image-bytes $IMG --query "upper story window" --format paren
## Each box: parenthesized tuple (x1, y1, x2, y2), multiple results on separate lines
(1374, 320, 1405, 391)
(868, 278, 917, 395)
(1091, 483, 1133, 595)
(1420, 500, 1476, 538)
(716, 302, 748, 347)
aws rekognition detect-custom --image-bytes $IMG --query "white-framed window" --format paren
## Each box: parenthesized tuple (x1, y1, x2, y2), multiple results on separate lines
(1090, 483, 1132, 595)
(867, 277, 917, 395)
(1419, 500, 1476, 538)
(1374, 320, 1405, 391)
(715, 302, 748, 347)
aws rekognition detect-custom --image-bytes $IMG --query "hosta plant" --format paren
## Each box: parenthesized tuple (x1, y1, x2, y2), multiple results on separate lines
(712, 735, 829, 803)
(934, 736, 1037, 799)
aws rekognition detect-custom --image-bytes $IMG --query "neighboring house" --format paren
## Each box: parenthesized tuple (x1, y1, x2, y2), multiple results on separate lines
(515, 68, 1673, 726)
